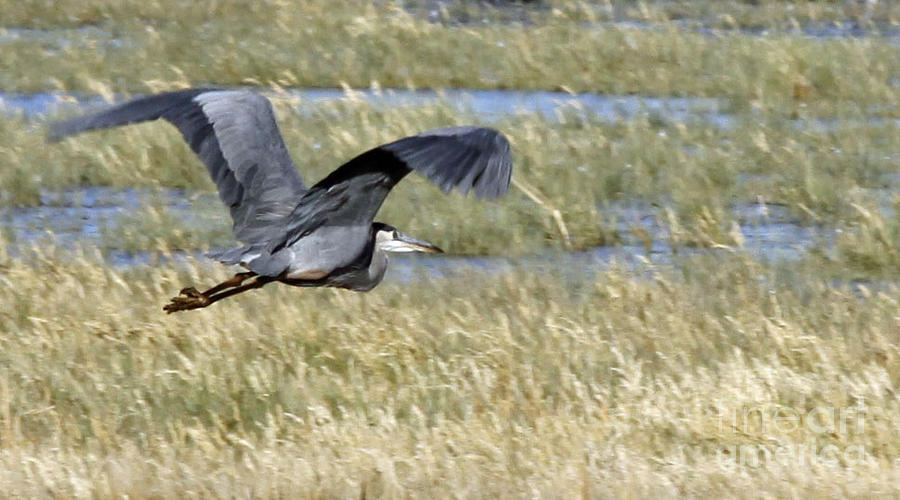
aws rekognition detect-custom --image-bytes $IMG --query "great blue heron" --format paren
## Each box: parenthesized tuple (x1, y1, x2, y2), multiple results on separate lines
(49, 88, 513, 313)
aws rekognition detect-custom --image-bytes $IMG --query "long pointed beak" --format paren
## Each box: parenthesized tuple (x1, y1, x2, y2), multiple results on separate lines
(383, 232, 444, 254)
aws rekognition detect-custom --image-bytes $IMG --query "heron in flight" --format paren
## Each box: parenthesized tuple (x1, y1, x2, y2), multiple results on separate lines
(50, 88, 512, 313)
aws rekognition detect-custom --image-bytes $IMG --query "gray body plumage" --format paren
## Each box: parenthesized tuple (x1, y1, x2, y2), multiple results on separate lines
(50, 88, 513, 293)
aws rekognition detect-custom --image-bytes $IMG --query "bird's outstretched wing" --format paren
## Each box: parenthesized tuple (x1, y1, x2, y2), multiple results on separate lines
(49, 89, 307, 244)
(269, 126, 512, 253)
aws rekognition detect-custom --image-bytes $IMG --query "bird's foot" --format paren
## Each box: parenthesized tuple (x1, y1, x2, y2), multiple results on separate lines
(163, 287, 210, 314)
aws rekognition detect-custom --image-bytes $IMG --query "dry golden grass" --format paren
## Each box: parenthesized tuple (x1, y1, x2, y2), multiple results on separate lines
(0, 241, 899, 497)
(3, 2, 900, 497)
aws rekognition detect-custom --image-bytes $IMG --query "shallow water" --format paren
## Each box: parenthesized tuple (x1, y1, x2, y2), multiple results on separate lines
(9, 86, 900, 135)
(1, 187, 220, 250)
(0, 88, 733, 128)
(0, 26, 129, 50)
(288, 88, 733, 127)
(1, 187, 836, 279)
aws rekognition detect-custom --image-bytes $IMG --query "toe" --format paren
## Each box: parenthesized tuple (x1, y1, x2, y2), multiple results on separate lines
(163, 292, 209, 313)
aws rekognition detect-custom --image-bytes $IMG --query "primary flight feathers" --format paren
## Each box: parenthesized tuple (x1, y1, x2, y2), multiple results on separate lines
(49, 88, 513, 245)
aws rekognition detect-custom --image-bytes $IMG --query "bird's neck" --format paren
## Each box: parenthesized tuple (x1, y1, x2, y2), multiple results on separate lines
(367, 247, 389, 286)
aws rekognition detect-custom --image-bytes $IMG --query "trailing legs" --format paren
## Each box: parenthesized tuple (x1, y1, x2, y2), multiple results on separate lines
(163, 272, 273, 313)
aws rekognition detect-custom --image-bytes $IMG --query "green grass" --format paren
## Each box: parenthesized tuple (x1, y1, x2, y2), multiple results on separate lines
(1, 0, 899, 113)
(830, 197, 900, 278)
(97, 193, 234, 254)
(6, 0, 898, 31)
(0, 242, 898, 497)
(3, 95, 899, 257)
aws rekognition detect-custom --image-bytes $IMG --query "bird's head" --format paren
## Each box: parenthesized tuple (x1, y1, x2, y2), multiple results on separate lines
(373, 222, 443, 254)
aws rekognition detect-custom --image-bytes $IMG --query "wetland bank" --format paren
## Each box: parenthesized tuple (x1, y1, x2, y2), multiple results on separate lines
(1, 1, 900, 497)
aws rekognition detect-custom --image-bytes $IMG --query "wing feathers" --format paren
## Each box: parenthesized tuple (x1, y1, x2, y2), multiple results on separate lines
(380, 126, 512, 199)
(269, 126, 513, 255)
(49, 89, 307, 244)
(331, 125, 513, 212)
(50, 88, 513, 266)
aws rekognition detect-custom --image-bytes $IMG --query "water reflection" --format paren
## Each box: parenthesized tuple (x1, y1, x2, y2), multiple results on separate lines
(1, 188, 837, 277)
(0, 88, 732, 128)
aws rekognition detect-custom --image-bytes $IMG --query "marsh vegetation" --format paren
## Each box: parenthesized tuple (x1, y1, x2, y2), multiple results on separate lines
(1, 0, 899, 497)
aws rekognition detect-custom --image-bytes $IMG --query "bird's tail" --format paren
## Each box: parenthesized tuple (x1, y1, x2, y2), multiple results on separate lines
(206, 245, 255, 266)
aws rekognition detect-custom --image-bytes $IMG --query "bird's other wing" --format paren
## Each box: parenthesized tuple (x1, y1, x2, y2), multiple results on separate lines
(49, 88, 308, 244)
(268, 126, 512, 253)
